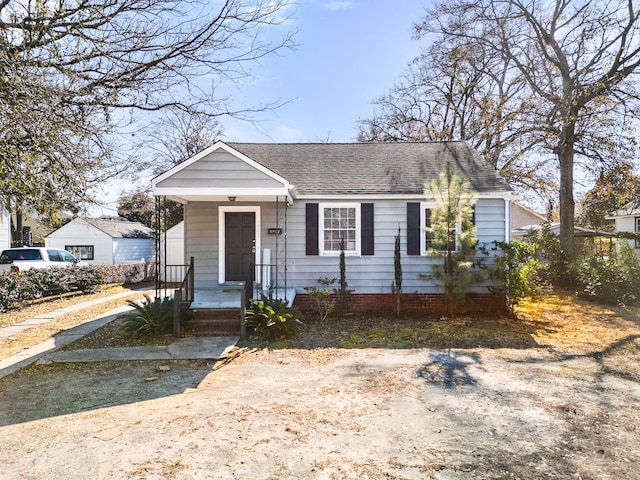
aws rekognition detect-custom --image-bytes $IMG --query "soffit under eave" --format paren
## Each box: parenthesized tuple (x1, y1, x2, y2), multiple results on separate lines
(154, 190, 294, 205)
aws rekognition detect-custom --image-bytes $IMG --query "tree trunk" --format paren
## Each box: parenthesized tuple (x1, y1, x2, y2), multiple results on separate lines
(557, 121, 576, 264)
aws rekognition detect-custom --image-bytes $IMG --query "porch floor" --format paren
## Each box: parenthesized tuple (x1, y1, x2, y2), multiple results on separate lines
(190, 285, 297, 309)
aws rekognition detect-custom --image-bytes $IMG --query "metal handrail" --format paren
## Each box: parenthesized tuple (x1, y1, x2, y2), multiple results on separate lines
(247, 262, 283, 301)
(171, 256, 194, 338)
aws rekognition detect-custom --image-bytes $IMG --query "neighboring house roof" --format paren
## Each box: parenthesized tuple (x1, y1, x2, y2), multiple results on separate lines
(224, 141, 512, 196)
(606, 199, 640, 218)
(83, 217, 154, 239)
(512, 222, 614, 238)
(47, 217, 154, 239)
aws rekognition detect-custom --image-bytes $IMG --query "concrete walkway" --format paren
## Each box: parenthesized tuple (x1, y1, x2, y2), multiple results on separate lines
(0, 289, 238, 380)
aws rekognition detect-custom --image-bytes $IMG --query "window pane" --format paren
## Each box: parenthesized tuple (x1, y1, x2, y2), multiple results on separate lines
(47, 250, 63, 262)
(424, 208, 434, 250)
(65, 245, 94, 260)
(321, 206, 357, 252)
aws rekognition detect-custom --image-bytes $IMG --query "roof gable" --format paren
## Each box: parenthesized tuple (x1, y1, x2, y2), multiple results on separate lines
(153, 142, 290, 190)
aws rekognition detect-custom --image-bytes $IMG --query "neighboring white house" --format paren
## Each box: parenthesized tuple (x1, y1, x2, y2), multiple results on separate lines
(0, 206, 10, 251)
(511, 202, 546, 237)
(161, 221, 185, 266)
(45, 217, 154, 264)
(606, 199, 640, 253)
(152, 141, 514, 313)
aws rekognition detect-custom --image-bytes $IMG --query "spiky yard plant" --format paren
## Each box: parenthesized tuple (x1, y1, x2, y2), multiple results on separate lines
(120, 294, 174, 337)
(245, 293, 303, 341)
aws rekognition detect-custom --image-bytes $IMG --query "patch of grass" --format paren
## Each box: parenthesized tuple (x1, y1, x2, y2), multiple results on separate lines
(338, 319, 538, 350)
(0, 283, 151, 328)
(250, 292, 640, 356)
(516, 293, 640, 354)
(0, 286, 156, 361)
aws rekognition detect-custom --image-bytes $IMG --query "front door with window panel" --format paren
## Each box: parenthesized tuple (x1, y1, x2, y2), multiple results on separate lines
(225, 212, 255, 281)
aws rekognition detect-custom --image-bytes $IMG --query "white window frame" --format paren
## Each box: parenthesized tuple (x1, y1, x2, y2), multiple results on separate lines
(420, 201, 460, 255)
(319, 202, 361, 256)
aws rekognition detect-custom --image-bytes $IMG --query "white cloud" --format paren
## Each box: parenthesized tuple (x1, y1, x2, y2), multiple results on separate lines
(322, 2, 356, 12)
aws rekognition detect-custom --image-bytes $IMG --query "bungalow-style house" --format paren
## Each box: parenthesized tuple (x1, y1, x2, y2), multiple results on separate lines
(606, 199, 640, 253)
(45, 217, 154, 265)
(152, 141, 512, 315)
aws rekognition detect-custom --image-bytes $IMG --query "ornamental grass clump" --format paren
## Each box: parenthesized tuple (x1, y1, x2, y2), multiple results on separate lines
(121, 294, 174, 337)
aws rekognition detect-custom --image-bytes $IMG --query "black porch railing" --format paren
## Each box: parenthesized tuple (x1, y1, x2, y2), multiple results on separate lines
(153, 256, 194, 338)
(156, 256, 194, 302)
(246, 262, 286, 302)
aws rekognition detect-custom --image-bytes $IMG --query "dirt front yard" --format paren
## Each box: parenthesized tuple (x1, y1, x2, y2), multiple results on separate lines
(0, 344, 639, 479)
(0, 293, 639, 479)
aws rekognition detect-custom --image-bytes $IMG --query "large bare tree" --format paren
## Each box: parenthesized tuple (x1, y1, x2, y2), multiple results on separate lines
(357, 35, 553, 195)
(416, 0, 640, 262)
(0, 0, 295, 219)
(145, 109, 224, 175)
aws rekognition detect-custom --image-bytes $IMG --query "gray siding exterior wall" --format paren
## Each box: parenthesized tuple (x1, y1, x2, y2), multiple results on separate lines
(156, 150, 285, 190)
(185, 198, 507, 294)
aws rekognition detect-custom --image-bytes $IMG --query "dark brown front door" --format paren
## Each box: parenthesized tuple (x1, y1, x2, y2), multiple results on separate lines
(225, 212, 255, 282)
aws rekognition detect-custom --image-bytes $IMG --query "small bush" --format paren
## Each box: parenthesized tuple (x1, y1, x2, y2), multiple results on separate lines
(245, 293, 302, 341)
(572, 243, 640, 306)
(484, 241, 544, 313)
(120, 295, 174, 337)
(304, 277, 336, 323)
(70, 266, 106, 293)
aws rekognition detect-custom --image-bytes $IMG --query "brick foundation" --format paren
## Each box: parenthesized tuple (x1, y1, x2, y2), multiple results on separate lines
(293, 293, 505, 317)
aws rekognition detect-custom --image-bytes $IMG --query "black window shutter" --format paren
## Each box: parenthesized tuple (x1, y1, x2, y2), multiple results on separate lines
(471, 205, 476, 225)
(407, 202, 420, 255)
(361, 203, 374, 256)
(305, 203, 319, 256)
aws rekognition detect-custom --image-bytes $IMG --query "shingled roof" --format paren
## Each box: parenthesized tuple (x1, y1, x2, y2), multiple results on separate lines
(83, 217, 154, 239)
(607, 198, 640, 218)
(228, 141, 511, 196)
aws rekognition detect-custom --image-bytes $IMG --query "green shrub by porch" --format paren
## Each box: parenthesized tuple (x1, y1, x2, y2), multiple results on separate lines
(245, 294, 303, 341)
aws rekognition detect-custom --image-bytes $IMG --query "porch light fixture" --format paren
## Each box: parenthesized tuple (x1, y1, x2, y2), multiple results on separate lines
(228, 196, 236, 202)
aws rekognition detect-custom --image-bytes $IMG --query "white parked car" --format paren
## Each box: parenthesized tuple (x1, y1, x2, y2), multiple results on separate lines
(0, 247, 85, 273)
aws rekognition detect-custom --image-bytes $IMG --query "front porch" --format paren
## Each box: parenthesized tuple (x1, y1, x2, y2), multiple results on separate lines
(185, 285, 296, 339)
(157, 257, 296, 339)
(191, 283, 296, 309)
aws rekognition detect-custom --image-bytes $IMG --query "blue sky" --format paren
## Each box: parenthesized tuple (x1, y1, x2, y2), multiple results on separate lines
(221, 0, 429, 142)
(93, 1, 429, 214)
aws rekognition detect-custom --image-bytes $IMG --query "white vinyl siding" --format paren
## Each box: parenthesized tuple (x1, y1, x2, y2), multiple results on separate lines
(185, 203, 218, 290)
(184, 198, 508, 295)
(0, 208, 10, 251)
(156, 150, 285, 190)
(45, 221, 113, 264)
